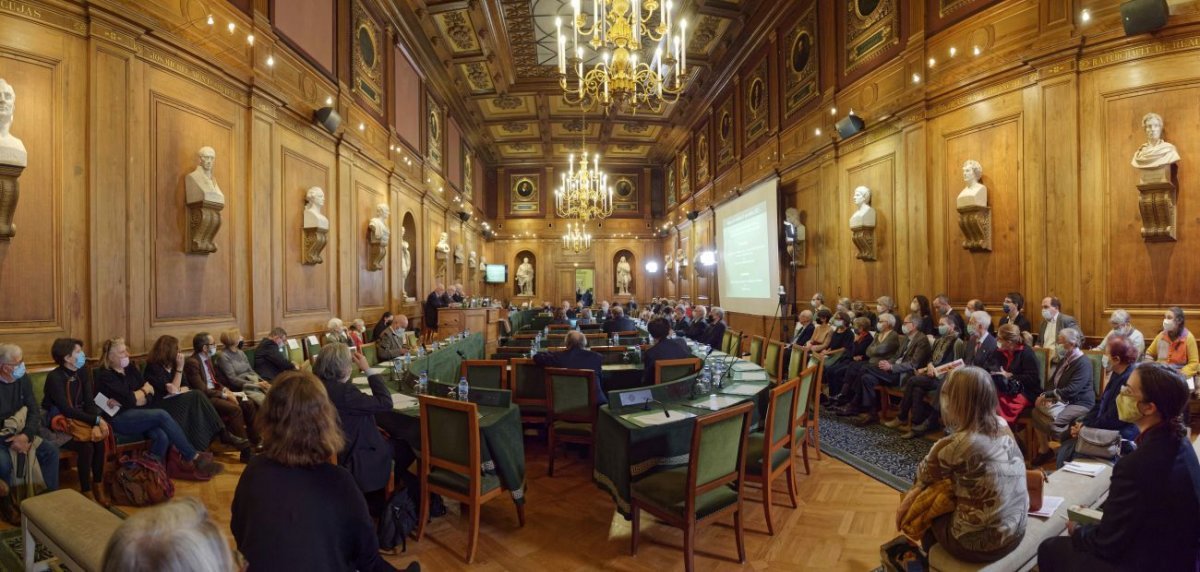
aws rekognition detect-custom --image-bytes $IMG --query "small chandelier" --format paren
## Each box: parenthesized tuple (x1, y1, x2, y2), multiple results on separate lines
(562, 221, 592, 253)
(556, 0, 688, 114)
(555, 150, 613, 222)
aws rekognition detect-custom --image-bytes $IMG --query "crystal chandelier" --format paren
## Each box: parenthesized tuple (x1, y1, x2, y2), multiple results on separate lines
(556, 0, 688, 114)
(562, 221, 592, 253)
(555, 149, 613, 222)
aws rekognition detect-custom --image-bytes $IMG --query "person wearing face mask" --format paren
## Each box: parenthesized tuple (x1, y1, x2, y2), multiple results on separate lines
(966, 299, 995, 337)
(1037, 363, 1200, 571)
(962, 311, 998, 369)
(686, 305, 710, 341)
(991, 324, 1042, 425)
(910, 295, 935, 336)
(844, 314, 932, 426)
(1145, 306, 1199, 386)
(822, 317, 876, 404)
(802, 309, 836, 353)
(1030, 328, 1095, 467)
(822, 311, 855, 357)
(0, 343, 60, 502)
(998, 291, 1031, 334)
(144, 335, 235, 457)
(810, 292, 828, 313)
(348, 319, 367, 349)
(325, 318, 351, 346)
(1094, 309, 1145, 356)
(214, 329, 270, 404)
(876, 296, 901, 326)
(933, 294, 968, 341)
(376, 314, 413, 362)
(1055, 338, 1140, 469)
(792, 310, 816, 346)
(185, 333, 259, 463)
(1036, 296, 1078, 359)
(314, 343, 394, 517)
(254, 327, 299, 381)
(371, 312, 394, 342)
(890, 316, 964, 438)
(700, 307, 728, 349)
(42, 338, 109, 506)
(833, 313, 903, 419)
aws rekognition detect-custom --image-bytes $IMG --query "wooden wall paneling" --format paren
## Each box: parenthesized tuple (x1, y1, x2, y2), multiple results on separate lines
(354, 163, 389, 313)
(251, 98, 278, 340)
(840, 134, 899, 302)
(1039, 74, 1082, 325)
(899, 120, 931, 303)
(780, 160, 824, 304)
(279, 128, 337, 333)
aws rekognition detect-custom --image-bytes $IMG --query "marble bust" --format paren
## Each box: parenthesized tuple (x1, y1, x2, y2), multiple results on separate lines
(849, 186, 876, 228)
(676, 247, 687, 267)
(436, 232, 450, 255)
(1131, 112, 1180, 171)
(957, 160, 987, 209)
(303, 187, 328, 229)
(0, 79, 27, 167)
(468, 250, 478, 269)
(185, 147, 225, 205)
(454, 243, 465, 266)
(785, 207, 806, 267)
(784, 207, 806, 241)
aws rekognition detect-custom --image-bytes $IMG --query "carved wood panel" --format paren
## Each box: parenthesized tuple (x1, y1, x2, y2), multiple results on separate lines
(281, 142, 335, 316)
(355, 175, 388, 311)
(845, 152, 896, 301)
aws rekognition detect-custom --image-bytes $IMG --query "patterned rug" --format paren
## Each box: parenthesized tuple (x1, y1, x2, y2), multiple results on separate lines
(817, 410, 935, 491)
(0, 526, 65, 572)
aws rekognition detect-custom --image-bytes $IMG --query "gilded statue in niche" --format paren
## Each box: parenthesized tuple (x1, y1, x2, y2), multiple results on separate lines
(184, 146, 225, 254)
(367, 203, 389, 271)
(957, 160, 991, 252)
(0, 78, 27, 241)
(849, 185, 877, 261)
(302, 187, 329, 265)
(1132, 112, 1181, 241)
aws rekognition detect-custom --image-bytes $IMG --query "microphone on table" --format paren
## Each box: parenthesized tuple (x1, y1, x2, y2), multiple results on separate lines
(456, 349, 467, 360)
(642, 398, 670, 417)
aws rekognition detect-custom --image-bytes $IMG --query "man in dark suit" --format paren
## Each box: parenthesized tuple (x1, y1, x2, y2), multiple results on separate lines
(792, 310, 815, 346)
(701, 307, 728, 350)
(933, 294, 968, 341)
(1036, 295, 1079, 358)
(671, 306, 692, 336)
(376, 314, 412, 362)
(642, 318, 693, 385)
(963, 311, 999, 368)
(254, 327, 298, 381)
(533, 331, 607, 404)
(450, 282, 465, 303)
(424, 283, 448, 341)
(835, 313, 904, 418)
(1031, 327, 1095, 466)
(966, 299, 996, 337)
(582, 288, 594, 307)
(851, 314, 933, 426)
(602, 305, 637, 335)
(686, 305, 710, 341)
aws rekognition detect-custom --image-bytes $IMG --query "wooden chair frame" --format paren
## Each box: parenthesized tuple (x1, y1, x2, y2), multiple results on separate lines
(416, 396, 525, 563)
(746, 336, 765, 366)
(630, 402, 753, 572)
(653, 357, 703, 385)
(509, 358, 548, 436)
(807, 348, 843, 461)
(459, 359, 510, 390)
(544, 367, 599, 477)
(747, 377, 801, 535)
(763, 339, 787, 382)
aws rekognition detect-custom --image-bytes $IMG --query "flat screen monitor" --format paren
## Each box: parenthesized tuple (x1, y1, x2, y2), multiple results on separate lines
(484, 264, 508, 284)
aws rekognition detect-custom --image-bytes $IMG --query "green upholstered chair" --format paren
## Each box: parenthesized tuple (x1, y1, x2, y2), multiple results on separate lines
(459, 359, 508, 390)
(786, 344, 807, 381)
(791, 365, 820, 473)
(727, 329, 744, 356)
(746, 336, 765, 366)
(721, 329, 734, 354)
(1083, 349, 1106, 397)
(1033, 346, 1051, 390)
(746, 376, 801, 535)
(242, 347, 257, 370)
(304, 337, 321, 361)
(416, 396, 524, 563)
(630, 401, 753, 572)
(654, 357, 701, 385)
(286, 342, 306, 368)
(763, 339, 786, 382)
(593, 346, 629, 365)
(360, 342, 378, 368)
(510, 358, 548, 431)
(545, 367, 598, 477)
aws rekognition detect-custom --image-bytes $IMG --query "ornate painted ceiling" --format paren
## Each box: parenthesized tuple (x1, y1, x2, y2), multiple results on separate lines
(401, 0, 764, 166)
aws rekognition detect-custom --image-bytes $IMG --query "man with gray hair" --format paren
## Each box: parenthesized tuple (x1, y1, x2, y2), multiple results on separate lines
(701, 307, 728, 349)
(963, 310, 998, 368)
(533, 330, 606, 404)
(1030, 327, 1095, 466)
(833, 312, 902, 420)
(1096, 308, 1146, 355)
(686, 305, 709, 341)
(0, 343, 60, 496)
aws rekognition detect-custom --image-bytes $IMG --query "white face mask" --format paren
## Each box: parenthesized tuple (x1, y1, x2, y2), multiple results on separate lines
(1042, 308, 1054, 321)
(1164, 319, 1175, 332)
(902, 323, 914, 335)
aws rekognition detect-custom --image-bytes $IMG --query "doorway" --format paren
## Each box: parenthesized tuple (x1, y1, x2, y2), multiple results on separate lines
(575, 268, 595, 301)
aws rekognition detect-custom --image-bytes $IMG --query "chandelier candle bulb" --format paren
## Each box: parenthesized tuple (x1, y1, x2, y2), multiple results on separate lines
(680, 19, 686, 72)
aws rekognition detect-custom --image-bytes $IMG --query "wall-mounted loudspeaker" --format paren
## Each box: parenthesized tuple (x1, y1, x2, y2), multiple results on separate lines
(686, 210, 699, 221)
(1121, 0, 1169, 35)
(835, 114, 866, 139)
(457, 211, 470, 222)
(313, 107, 341, 134)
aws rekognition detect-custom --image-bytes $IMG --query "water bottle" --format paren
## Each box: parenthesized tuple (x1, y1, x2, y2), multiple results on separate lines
(418, 371, 428, 395)
(458, 376, 470, 402)
(404, 352, 412, 371)
(614, 332, 620, 345)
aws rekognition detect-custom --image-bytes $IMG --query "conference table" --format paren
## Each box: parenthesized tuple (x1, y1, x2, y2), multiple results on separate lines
(592, 345, 773, 517)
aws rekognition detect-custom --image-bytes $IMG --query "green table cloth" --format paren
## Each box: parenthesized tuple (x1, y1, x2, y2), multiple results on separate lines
(601, 363, 644, 392)
(380, 332, 484, 385)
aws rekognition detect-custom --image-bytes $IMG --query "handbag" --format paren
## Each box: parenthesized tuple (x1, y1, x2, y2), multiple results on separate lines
(1027, 469, 1047, 512)
(49, 374, 106, 443)
(1075, 427, 1121, 459)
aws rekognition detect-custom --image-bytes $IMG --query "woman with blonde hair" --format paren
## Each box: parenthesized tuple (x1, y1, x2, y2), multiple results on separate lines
(325, 318, 351, 346)
(102, 497, 233, 572)
(231, 370, 400, 571)
(214, 328, 270, 404)
(897, 366, 1027, 562)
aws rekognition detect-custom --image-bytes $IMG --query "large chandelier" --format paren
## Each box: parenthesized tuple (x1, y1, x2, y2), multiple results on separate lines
(555, 0, 688, 114)
(555, 149, 613, 222)
(562, 221, 592, 253)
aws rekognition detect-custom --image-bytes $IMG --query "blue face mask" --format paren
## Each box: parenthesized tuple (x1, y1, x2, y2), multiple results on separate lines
(8, 362, 26, 381)
(937, 325, 951, 337)
(73, 352, 86, 369)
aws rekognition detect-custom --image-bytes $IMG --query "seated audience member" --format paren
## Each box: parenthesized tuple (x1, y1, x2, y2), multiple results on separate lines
(801, 309, 835, 353)
(963, 311, 999, 368)
(576, 308, 595, 326)
(910, 295, 936, 336)
(991, 324, 1042, 425)
(808, 292, 826, 311)
(965, 299, 995, 336)
(841, 314, 930, 425)
(700, 307, 728, 349)
(0, 344, 59, 495)
(792, 310, 815, 346)
(686, 306, 710, 341)
(102, 497, 234, 572)
(371, 312, 394, 342)
(598, 301, 611, 319)
(1096, 309, 1145, 355)
(185, 333, 259, 462)
(451, 283, 466, 303)
(889, 315, 962, 438)
(43, 338, 109, 505)
(1030, 328, 1095, 466)
(348, 319, 367, 349)
(876, 296, 901, 325)
(568, 301, 582, 319)
(642, 318, 693, 385)
(315, 344, 394, 517)
(822, 316, 875, 399)
(835, 297, 852, 317)
(550, 307, 571, 326)
(997, 291, 1030, 335)
(851, 300, 877, 330)
(898, 367, 1027, 563)
(94, 338, 222, 479)
(932, 294, 968, 341)
(1057, 338, 1139, 468)
(832, 313, 903, 415)
(231, 371, 402, 572)
(533, 331, 606, 404)
(1145, 306, 1199, 384)
(1037, 296, 1078, 356)
(1038, 363, 1200, 571)
(215, 329, 270, 405)
(325, 318, 351, 346)
(822, 311, 855, 356)
(670, 305, 691, 336)
(376, 314, 412, 362)
(143, 336, 234, 455)
(602, 305, 637, 335)
(254, 327, 298, 381)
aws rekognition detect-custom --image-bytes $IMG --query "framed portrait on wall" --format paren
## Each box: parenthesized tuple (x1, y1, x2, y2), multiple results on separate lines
(508, 173, 541, 216)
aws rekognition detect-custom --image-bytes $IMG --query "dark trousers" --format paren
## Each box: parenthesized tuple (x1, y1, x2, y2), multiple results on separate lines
(209, 396, 259, 443)
(899, 375, 942, 425)
(374, 411, 420, 492)
(1037, 536, 1121, 571)
(857, 367, 900, 409)
(63, 439, 106, 492)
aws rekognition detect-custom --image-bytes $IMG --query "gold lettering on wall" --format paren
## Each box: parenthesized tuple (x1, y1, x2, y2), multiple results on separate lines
(0, 0, 86, 34)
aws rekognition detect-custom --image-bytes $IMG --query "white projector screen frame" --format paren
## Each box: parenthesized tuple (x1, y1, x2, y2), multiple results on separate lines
(713, 177, 782, 316)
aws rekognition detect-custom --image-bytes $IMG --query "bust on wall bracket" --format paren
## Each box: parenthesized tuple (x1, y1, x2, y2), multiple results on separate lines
(956, 160, 992, 252)
(184, 146, 225, 254)
(0, 79, 27, 241)
(784, 207, 806, 267)
(367, 203, 390, 271)
(1131, 112, 1181, 242)
(302, 186, 329, 265)
(435, 232, 451, 281)
(849, 185, 877, 261)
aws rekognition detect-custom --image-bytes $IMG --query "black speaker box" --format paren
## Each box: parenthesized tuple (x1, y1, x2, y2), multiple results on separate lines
(1121, 0, 1169, 35)
(686, 210, 699, 221)
(313, 106, 341, 134)
(457, 211, 470, 222)
(835, 114, 865, 139)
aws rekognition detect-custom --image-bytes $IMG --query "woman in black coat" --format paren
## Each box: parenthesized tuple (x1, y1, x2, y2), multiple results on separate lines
(41, 338, 110, 505)
(991, 324, 1042, 424)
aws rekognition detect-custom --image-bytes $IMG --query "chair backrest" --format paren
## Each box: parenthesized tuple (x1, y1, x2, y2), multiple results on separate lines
(721, 329, 734, 354)
(287, 342, 306, 368)
(592, 346, 629, 365)
(460, 359, 508, 390)
(243, 347, 257, 369)
(1082, 349, 1105, 397)
(579, 323, 602, 331)
(794, 365, 819, 428)
(499, 319, 512, 337)
(1033, 346, 1051, 389)
(765, 377, 801, 454)
(544, 367, 598, 424)
(548, 323, 572, 331)
(655, 357, 702, 385)
(763, 339, 785, 379)
(305, 337, 321, 361)
(584, 332, 608, 343)
(360, 342, 378, 366)
(727, 329, 744, 356)
(952, 338, 965, 361)
(418, 396, 482, 492)
(747, 336, 765, 366)
(687, 402, 753, 514)
(509, 358, 546, 406)
(786, 344, 806, 380)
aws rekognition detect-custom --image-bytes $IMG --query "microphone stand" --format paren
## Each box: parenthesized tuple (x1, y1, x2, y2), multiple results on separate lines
(642, 398, 671, 418)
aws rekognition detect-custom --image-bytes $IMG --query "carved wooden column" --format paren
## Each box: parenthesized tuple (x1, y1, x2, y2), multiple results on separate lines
(0, 164, 21, 240)
(1136, 165, 1177, 241)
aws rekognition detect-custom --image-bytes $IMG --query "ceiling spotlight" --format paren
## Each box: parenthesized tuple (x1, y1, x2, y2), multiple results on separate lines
(325, 96, 333, 106)
(912, 73, 921, 84)
(644, 261, 659, 273)
(265, 55, 275, 67)
(1081, 8, 1091, 22)
(972, 45, 981, 56)
(246, 34, 255, 46)
(227, 22, 236, 34)
(928, 57, 936, 67)
(949, 46, 957, 57)
(830, 107, 838, 116)
(358, 122, 365, 131)
(206, 14, 214, 26)
(814, 127, 822, 136)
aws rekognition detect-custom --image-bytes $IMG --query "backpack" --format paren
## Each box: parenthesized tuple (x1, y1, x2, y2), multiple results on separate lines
(378, 491, 419, 552)
(107, 452, 174, 506)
